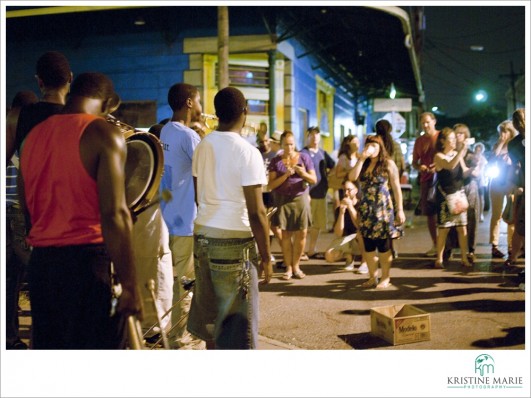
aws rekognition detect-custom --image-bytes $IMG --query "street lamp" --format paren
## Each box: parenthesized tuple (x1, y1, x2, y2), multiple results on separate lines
(389, 83, 396, 99)
(474, 90, 488, 103)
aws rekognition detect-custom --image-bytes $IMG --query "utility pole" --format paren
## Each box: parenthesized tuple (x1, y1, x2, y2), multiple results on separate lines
(218, 6, 229, 89)
(499, 61, 521, 110)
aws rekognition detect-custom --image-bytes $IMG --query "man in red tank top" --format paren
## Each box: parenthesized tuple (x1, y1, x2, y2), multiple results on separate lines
(412, 112, 440, 257)
(19, 72, 142, 349)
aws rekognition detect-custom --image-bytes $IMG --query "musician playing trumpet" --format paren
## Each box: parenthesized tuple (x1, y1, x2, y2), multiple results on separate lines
(159, 83, 206, 349)
(19, 72, 142, 349)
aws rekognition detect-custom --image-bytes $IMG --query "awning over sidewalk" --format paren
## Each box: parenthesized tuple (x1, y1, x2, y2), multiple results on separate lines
(7, 5, 424, 107)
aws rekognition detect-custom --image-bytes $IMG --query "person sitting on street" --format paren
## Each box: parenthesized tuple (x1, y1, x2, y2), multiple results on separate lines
(324, 179, 368, 274)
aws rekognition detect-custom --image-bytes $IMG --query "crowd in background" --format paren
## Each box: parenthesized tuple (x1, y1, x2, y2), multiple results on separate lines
(5, 50, 526, 351)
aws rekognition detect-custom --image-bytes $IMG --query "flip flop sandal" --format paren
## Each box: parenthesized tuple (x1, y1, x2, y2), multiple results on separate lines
(376, 279, 392, 289)
(361, 278, 378, 288)
(293, 270, 306, 279)
(281, 272, 292, 280)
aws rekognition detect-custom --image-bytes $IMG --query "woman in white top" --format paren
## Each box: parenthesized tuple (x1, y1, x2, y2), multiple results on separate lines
(335, 135, 360, 201)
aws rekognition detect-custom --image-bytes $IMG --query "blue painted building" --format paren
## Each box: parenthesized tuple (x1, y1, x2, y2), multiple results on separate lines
(5, 5, 424, 153)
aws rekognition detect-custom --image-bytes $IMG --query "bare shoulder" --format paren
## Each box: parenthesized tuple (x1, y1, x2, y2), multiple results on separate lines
(434, 152, 445, 160)
(84, 117, 125, 151)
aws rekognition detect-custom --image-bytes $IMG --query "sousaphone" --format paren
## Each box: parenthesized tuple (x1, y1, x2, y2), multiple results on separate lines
(106, 114, 164, 216)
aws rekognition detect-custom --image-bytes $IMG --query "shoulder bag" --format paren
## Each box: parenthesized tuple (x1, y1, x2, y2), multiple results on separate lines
(438, 185, 469, 215)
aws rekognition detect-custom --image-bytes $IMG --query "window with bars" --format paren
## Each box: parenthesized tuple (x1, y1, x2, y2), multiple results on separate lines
(227, 64, 269, 88)
(215, 64, 270, 116)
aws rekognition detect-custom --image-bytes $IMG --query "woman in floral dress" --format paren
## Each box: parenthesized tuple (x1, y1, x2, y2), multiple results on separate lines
(348, 135, 405, 288)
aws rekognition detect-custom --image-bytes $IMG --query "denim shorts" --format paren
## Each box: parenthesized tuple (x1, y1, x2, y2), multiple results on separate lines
(187, 235, 259, 349)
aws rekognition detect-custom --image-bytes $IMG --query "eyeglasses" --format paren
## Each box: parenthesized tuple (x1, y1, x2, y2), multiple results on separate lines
(344, 187, 355, 192)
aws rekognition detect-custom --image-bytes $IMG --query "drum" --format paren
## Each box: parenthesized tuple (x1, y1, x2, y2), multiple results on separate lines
(124, 132, 164, 215)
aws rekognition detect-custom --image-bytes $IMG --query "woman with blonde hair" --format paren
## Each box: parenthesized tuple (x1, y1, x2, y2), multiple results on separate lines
(451, 123, 481, 263)
(488, 120, 517, 258)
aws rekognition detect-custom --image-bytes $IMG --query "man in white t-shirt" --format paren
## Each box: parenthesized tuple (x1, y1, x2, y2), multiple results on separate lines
(188, 87, 272, 349)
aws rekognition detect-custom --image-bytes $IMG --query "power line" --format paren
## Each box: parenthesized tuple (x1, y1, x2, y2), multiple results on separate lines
(422, 50, 476, 85)
(422, 69, 463, 90)
(424, 38, 506, 87)
(428, 39, 524, 55)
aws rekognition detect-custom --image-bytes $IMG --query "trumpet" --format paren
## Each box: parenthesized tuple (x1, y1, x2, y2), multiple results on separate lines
(201, 113, 218, 130)
(200, 113, 257, 137)
(106, 114, 136, 138)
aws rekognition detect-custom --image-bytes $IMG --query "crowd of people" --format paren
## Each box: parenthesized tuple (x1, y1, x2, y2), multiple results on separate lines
(5, 51, 525, 351)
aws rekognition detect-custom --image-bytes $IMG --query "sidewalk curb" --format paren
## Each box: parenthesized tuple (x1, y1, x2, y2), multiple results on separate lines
(258, 334, 302, 350)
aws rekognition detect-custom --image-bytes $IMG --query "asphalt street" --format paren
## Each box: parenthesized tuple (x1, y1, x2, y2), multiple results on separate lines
(257, 207, 525, 350)
(16, 207, 525, 351)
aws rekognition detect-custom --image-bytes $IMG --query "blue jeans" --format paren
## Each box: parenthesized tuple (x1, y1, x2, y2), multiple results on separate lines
(187, 235, 259, 349)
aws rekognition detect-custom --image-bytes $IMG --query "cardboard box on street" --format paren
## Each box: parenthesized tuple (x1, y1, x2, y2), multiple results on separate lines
(370, 304, 431, 345)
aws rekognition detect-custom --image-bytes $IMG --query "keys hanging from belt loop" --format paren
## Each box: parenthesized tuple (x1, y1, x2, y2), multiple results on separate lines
(240, 246, 251, 300)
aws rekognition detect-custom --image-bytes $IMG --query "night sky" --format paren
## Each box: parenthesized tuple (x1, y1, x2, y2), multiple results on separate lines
(421, 5, 526, 118)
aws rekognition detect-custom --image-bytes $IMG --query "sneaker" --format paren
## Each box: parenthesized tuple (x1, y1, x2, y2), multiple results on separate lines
(502, 259, 519, 273)
(356, 263, 369, 274)
(425, 246, 437, 257)
(343, 261, 355, 271)
(491, 246, 505, 258)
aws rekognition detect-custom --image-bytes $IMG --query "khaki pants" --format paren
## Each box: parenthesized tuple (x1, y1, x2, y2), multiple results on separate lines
(489, 187, 514, 247)
(169, 236, 204, 349)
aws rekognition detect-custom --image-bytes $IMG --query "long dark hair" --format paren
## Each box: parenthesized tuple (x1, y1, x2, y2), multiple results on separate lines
(375, 119, 394, 157)
(361, 135, 389, 177)
(338, 135, 356, 159)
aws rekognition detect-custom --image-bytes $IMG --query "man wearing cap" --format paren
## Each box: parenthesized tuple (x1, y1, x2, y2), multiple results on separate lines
(301, 126, 335, 259)
(19, 72, 142, 349)
(269, 130, 283, 154)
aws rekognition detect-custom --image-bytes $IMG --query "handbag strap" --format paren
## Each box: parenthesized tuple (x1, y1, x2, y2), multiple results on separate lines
(437, 184, 447, 198)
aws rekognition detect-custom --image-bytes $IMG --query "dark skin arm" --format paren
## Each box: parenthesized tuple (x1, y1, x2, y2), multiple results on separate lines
(6, 107, 21, 167)
(80, 118, 142, 318)
(17, 169, 31, 231)
(243, 184, 272, 284)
